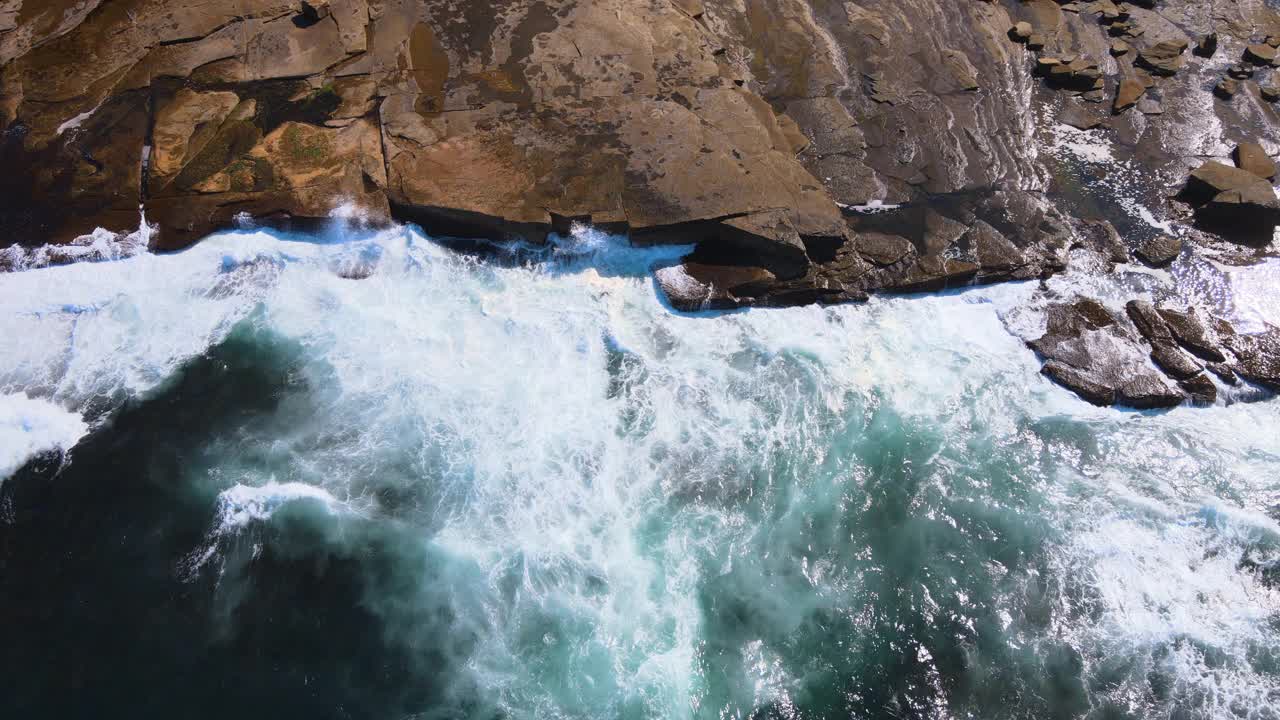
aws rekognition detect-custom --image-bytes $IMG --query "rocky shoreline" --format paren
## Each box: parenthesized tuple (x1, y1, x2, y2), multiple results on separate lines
(2, 0, 1279, 407)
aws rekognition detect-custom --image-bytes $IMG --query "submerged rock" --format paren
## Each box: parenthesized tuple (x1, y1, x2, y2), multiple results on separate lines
(1135, 235, 1182, 267)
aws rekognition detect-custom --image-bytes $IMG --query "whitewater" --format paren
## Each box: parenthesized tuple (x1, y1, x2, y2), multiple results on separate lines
(2, 219, 1280, 719)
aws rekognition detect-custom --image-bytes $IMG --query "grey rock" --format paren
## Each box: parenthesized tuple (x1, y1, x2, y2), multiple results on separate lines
(1030, 299, 1183, 408)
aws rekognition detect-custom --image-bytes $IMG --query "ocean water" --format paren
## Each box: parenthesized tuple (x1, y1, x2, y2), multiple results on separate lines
(1, 222, 1279, 720)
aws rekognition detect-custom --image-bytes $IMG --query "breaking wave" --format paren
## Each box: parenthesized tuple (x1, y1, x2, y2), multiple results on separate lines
(1, 221, 1278, 719)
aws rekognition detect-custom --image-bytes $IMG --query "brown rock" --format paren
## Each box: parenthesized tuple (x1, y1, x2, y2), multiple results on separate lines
(1137, 39, 1189, 76)
(1181, 161, 1280, 235)
(1114, 79, 1145, 113)
(1234, 142, 1277, 180)
(1244, 44, 1278, 66)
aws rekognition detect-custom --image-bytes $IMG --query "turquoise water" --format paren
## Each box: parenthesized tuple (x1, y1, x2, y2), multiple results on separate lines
(1, 224, 1279, 719)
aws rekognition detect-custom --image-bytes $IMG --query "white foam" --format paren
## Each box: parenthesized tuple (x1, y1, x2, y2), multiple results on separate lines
(0, 392, 87, 480)
(4, 220, 1280, 715)
(1224, 258, 1280, 333)
(213, 481, 341, 533)
(840, 199, 902, 213)
(55, 100, 104, 136)
(1048, 122, 1115, 165)
(1134, 203, 1175, 234)
(1, 221, 152, 272)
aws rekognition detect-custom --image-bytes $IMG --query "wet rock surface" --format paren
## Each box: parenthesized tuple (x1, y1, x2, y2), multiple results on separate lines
(1, 0, 1280, 407)
(1030, 299, 1183, 409)
(1027, 297, 1280, 409)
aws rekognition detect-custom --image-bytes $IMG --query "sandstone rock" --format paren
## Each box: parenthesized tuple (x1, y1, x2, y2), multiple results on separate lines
(1, 0, 1279, 322)
(148, 89, 242, 192)
(1137, 39, 1189, 76)
(1234, 142, 1277, 180)
(1181, 161, 1280, 237)
(1245, 44, 1278, 66)
(1114, 79, 1145, 113)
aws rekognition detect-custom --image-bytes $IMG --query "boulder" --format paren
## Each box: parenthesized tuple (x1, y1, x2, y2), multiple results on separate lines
(1218, 322, 1280, 392)
(1045, 58, 1105, 91)
(1181, 161, 1280, 236)
(1194, 33, 1218, 58)
(1245, 44, 1278, 66)
(655, 261, 777, 312)
(1180, 374, 1217, 405)
(1215, 78, 1240, 99)
(1229, 64, 1255, 79)
(1125, 300, 1202, 379)
(1234, 142, 1277, 180)
(1137, 39, 1189, 76)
